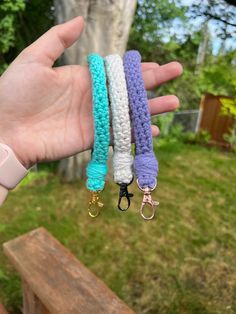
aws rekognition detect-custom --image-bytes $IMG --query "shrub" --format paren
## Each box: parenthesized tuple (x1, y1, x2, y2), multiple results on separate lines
(223, 123, 236, 153)
(183, 129, 211, 145)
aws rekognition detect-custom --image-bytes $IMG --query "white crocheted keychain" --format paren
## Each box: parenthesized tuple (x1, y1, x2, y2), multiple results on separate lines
(105, 54, 134, 211)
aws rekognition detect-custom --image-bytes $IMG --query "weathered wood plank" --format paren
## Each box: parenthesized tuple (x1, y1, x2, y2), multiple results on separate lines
(3, 227, 134, 314)
(0, 303, 8, 314)
(22, 280, 50, 314)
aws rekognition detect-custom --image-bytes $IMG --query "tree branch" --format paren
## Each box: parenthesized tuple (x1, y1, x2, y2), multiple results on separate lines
(224, 0, 236, 6)
(204, 12, 236, 27)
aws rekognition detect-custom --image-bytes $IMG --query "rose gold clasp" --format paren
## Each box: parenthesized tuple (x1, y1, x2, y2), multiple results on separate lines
(137, 180, 159, 220)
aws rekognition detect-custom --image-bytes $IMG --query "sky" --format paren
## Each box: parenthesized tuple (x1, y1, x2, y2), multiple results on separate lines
(173, 0, 236, 54)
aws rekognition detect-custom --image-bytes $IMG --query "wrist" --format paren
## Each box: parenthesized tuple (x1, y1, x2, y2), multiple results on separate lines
(0, 143, 29, 190)
(0, 136, 32, 169)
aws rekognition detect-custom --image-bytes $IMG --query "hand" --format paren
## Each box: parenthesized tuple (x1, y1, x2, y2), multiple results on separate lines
(0, 16, 182, 169)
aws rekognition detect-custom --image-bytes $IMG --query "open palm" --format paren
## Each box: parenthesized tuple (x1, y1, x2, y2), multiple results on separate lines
(0, 17, 182, 169)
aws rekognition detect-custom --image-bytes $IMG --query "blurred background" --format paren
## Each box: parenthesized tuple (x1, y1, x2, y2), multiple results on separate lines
(0, 1, 235, 313)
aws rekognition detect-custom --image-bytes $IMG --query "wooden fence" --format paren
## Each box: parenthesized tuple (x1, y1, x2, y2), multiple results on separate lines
(199, 93, 234, 146)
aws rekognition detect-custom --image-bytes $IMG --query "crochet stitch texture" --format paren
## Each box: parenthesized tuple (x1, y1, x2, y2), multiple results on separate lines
(86, 53, 110, 191)
(123, 50, 158, 189)
(104, 54, 133, 184)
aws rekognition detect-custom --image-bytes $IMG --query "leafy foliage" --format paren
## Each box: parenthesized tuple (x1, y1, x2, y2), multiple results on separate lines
(188, 0, 236, 39)
(155, 112, 174, 137)
(198, 52, 236, 97)
(223, 126, 236, 151)
(128, 0, 188, 63)
(220, 96, 236, 118)
(128, 0, 236, 109)
(220, 96, 236, 150)
(0, 0, 25, 73)
(0, 0, 53, 74)
(183, 129, 211, 146)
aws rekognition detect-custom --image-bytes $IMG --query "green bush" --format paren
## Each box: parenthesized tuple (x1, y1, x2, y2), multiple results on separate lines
(168, 123, 184, 141)
(158, 123, 211, 146)
(183, 129, 211, 145)
(220, 97, 236, 152)
(155, 112, 174, 137)
(223, 123, 236, 153)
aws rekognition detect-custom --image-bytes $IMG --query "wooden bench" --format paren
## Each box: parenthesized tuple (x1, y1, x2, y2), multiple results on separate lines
(3, 227, 134, 314)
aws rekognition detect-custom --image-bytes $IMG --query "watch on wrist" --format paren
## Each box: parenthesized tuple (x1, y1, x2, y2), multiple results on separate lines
(0, 143, 29, 205)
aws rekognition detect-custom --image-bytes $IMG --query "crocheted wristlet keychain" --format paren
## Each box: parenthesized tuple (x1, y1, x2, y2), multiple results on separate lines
(86, 53, 110, 218)
(104, 54, 133, 211)
(123, 50, 159, 220)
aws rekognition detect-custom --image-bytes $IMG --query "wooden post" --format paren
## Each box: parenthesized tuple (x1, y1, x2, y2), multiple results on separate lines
(22, 280, 50, 314)
(0, 304, 8, 314)
(3, 227, 134, 314)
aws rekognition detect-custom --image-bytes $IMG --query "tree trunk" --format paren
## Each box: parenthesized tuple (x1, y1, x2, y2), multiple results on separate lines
(196, 21, 209, 69)
(54, 0, 137, 181)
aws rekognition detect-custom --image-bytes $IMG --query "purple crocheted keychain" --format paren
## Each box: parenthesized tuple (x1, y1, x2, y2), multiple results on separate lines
(123, 50, 159, 220)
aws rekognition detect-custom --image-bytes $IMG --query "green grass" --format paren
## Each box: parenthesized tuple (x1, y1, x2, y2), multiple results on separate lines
(0, 141, 236, 314)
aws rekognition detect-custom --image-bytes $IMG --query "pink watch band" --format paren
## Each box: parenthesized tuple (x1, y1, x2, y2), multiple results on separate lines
(0, 185, 8, 205)
(0, 143, 28, 205)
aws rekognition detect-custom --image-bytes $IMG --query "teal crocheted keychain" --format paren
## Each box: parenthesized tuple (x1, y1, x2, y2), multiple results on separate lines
(86, 53, 110, 217)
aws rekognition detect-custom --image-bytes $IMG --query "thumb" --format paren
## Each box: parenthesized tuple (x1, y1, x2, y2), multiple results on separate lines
(21, 16, 84, 66)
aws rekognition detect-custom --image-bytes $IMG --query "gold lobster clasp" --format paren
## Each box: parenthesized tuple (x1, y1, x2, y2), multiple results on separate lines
(88, 191, 104, 218)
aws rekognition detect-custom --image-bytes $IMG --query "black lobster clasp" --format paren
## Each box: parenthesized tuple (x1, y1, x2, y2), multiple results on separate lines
(118, 183, 133, 211)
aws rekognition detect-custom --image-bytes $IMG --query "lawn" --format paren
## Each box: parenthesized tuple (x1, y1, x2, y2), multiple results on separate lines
(0, 140, 236, 314)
